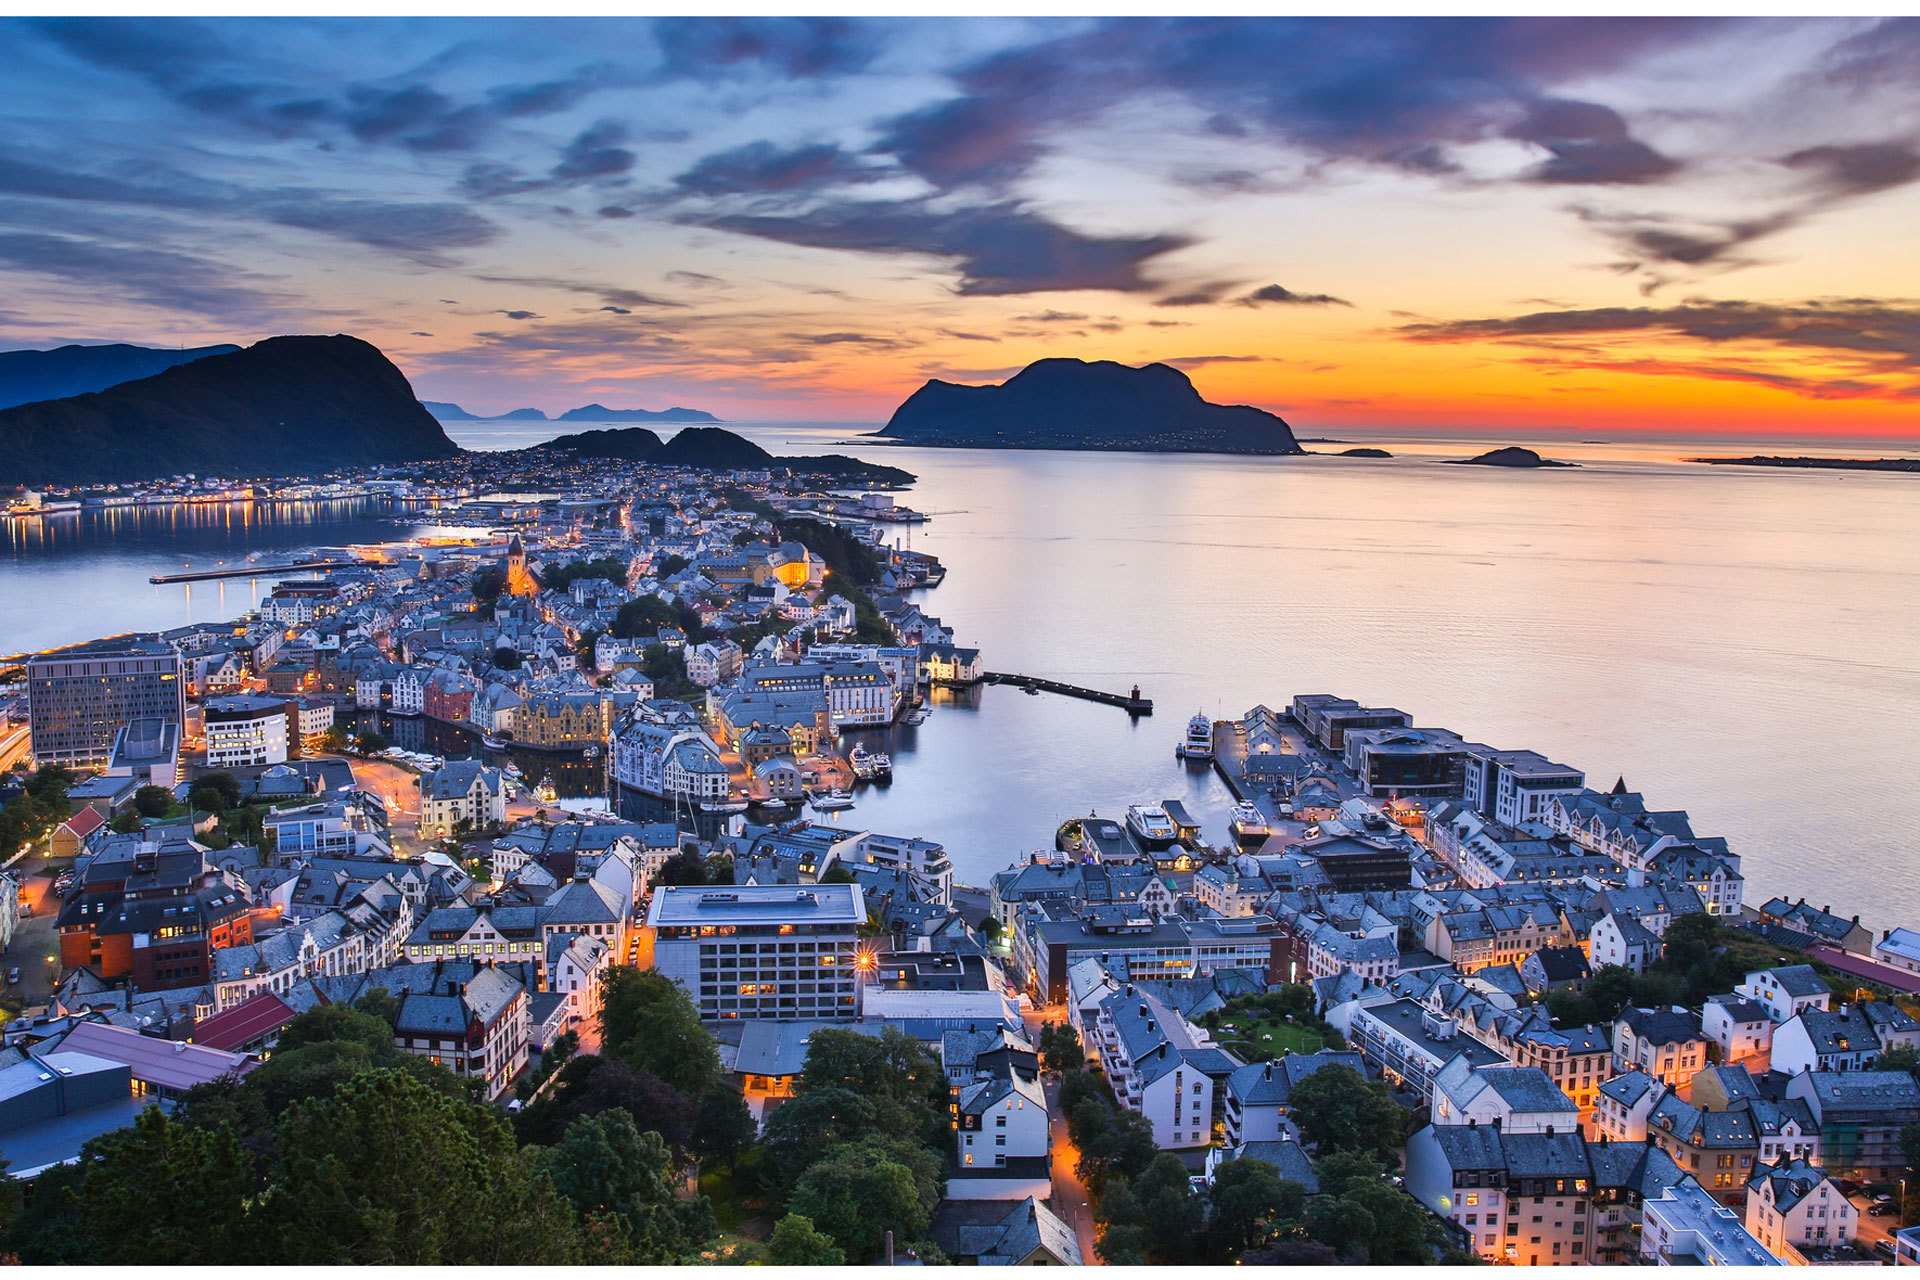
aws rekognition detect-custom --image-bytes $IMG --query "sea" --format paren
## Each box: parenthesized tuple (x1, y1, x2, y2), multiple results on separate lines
(5, 420, 1918, 933)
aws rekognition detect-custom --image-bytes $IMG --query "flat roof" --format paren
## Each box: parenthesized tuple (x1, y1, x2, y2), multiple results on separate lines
(647, 882, 865, 928)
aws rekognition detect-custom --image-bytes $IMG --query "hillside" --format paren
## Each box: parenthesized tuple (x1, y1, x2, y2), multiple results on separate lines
(0, 342, 239, 411)
(879, 358, 1301, 455)
(556, 404, 720, 423)
(0, 335, 459, 484)
(543, 425, 914, 484)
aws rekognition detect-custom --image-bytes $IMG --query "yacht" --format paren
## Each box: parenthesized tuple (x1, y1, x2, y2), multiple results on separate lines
(480, 734, 505, 750)
(1125, 803, 1179, 851)
(534, 775, 559, 804)
(1229, 801, 1270, 843)
(582, 743, 600, 760)
(1175, 712, 1213, 761)
(810, 790, 856, 812)
(850, 744, 893, 782)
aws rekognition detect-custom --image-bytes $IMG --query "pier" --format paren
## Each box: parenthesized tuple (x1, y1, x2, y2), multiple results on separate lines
(981, 672, 1153, 715)
(148, 559, 358, 584)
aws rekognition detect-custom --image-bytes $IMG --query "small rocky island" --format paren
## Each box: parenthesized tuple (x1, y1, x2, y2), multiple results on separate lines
(1340, 447, 1392, 458)
(1451, 446, 1576, 468)
(1695, 455, 1920, 473)
(879, 357, 1302, 456)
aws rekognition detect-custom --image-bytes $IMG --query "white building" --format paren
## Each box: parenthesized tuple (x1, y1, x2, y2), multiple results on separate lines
(1429, 1060, 1580, 1133)
(1736, 965, 1832, 1024)
(1641, 1178, 1783, 1266)
(1590, 911, 1661, 973)
(203, 694, 289, 768)
(954, 1070, 1049, 1182)
(1460, 746, 1585, 828)
(390, 667, 427, 716)
(1092, 986, 1229, 1149)
(646, 884, 865, 1021)
(1770, 1004, 1920, 1076)
(1745, 1157, 1853, 1261)
(417, 760, 508, 836)
(1873, 927, 1920, 977)
(1701, 995, 1774, 1069)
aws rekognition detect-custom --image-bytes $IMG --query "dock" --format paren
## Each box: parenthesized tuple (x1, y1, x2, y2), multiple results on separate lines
(148, 560, 358, 584)
(981, 672, 1152, 715)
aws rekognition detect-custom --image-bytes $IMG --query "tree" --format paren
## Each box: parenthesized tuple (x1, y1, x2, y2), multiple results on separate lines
(596, 968, 720, 1098)
(264, 1068, 578, 1264)
(75, 1105, 253, 1264)
(787, 1139, 935, 1264)
(1208, 1158, 1308, 1259)
(492, 646, 523, 670)
(133, 784, 174, 817)
(654, 553, 690, 578)
(471, 564, 506, 602)
(611, 596, 681, 639)
(1877, 1046, 1920, 1075)
(319, 724, 350, 754)
(516, 1055, 694, 1154)
(1039, 1021, 1085, 1074)
(3, 1160, 90, 1264)
(693, 1084, 757, 1169)
(795, 1026, 949, 1152)
(109, 810, 143, 833)
(1285, 1064, 1408, 1161)
(1129, 1152, 1206, 1264)
(760, 1087, 880, 1199)
(538, 1109, 715, 1262)
(767, 1213, 846, 1265)
(194, 771, 242, 809)
(656, 849, 707, 886)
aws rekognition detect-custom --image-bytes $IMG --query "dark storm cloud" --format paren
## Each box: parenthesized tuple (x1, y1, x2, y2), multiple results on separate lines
(1241, 284, 1352, 307)
(600, 305, 631, 314)
(1505, 98, 1680, 185)
(1781, 142, 1920, 198)
(673, 142, 881, 197)
(698, 200, 1188, 296)
(1397, 297, 1920, 373)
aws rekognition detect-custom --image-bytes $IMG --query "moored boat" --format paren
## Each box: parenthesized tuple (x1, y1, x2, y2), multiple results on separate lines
(1125, 803, 1179, 850)
(1229, 801, 1270, 843)
(1175, 711, 1213, 761)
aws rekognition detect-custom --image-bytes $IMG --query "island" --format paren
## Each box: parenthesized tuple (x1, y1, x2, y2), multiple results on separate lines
(557, 404, 720, 423)
(541, 425, 915, 484)
(1450, 446, 1576, 468)
(1693, 455, 1920, 474)
(877, 357, 1302, 455)
(0, 334, 459, 485)
(1339, 447, 1393, 458)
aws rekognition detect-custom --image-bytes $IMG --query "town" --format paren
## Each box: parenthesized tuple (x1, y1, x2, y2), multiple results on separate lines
(0, 447, 1916, 1268)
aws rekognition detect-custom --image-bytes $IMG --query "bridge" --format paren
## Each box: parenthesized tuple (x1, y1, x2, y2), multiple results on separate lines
(148, 559, 359, 584)
(980, 672, 1153, 715)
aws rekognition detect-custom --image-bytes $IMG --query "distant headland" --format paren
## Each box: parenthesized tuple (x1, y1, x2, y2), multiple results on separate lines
(1693, 455, 1920, 474)
(877, 358, 1302, 456)
(424, 401, 720, 423)
(1450, 446, 1576, 469)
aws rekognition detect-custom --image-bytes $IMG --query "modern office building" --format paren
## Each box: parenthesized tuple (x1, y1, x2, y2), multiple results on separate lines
(202, 694, 292, 769)
(27, 636, 185, 766)
(647, 883, 866, 1020)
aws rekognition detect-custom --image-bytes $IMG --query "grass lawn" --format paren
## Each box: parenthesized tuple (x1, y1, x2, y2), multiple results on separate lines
(1212, 1015, 1324, 1059)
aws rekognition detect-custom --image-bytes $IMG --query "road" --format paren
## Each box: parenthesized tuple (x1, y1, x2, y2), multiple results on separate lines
(0, 725, 30, 774)
(1848, 1189, 1908, 1251)
(1044, 1076, 1102, 1265)
(1, 847, 67, 1007)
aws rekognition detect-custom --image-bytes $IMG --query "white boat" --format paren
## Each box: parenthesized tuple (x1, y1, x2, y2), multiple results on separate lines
(849, 744, 893, 782)
(582, 743, 600, 760)
(1175, 712, 1213, 761)
(481, 735, 505, 750)
(1125, 803, 1179, 851)
(810, 790, 856, 812)
(1229, 801, 1270, 843)
(534, 775, 559, 803)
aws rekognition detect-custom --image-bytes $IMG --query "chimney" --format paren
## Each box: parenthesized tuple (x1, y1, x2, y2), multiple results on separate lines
(1263, 1063, 1272, 1080)
(1491, 1116, 1502, 1131)
(1146, 1019, 1155, 1033)
(1546, 1125, 1555, 1137)
(1468, 1117, 1477, 1128)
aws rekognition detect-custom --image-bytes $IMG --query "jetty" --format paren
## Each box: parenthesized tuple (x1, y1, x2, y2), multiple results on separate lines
(981, 672, 1152, 715)
(148, 559, 357, 584)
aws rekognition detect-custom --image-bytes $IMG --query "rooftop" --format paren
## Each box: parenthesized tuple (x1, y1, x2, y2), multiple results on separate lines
(646, 882, 866, 928)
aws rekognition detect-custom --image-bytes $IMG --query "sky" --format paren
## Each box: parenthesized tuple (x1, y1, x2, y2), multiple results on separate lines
(3, 16, 1920, 437)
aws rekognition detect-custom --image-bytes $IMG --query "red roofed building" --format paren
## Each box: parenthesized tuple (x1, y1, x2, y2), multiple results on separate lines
(49, 806, 105, 859)
(1806, 945, 1920, 997)
(193, 990, 297, 1053)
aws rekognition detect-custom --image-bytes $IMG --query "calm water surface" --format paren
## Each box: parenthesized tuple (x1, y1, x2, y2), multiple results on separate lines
(3, 422, 1916, 931)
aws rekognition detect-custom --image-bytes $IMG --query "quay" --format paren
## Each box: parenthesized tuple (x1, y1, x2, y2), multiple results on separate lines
(148, 560, 358, 584)
(980, 671, 1152, 714)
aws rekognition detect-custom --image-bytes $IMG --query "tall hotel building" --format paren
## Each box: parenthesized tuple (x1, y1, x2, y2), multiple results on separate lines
(646, 883, 866, 1020)
(28, 636, 185, 766)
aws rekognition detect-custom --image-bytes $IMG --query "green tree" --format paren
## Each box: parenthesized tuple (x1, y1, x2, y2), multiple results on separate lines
(596, 968, 720, 1098)
(693, 1084, 757, 1169)
(319, 724, 350, 754)
(1338, 1180, 1443, 1264)
(3, 1160, 90, 1264)
(1207, 1158, 1308, 1260)
(133, 784, 175, 817)
(1039, 1021, 1086, 1074)
(1129, 1152, 1206, 1263)
(264, 1068, 578, 1264)
(1285, 1063, 1409, 1161)
(767, 1213, 846, 1265)
(759, 1087, 880, 1198)
(109, 810, 143, 833)
(1877, 1046, 1919, 1075)
(194, 771, 242, 809)
(538, 1109, 715, 1262)
(795, 1026, 949, 1150)
(787, 1140, 934, 1264)
(354, 729, 388, 754)
(75, 1105, 252, 1264)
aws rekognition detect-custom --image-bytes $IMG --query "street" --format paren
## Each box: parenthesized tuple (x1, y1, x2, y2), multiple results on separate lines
(1044, 1075, 1102, 1266)
(1, 847, 67, 1008)
(1848, 1189, 1908, 1252)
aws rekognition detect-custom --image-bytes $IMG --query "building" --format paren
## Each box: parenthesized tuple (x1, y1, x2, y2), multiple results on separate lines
(1701, 994, 1775, 1069)
(55, 841, 252, 990)
(1769, 1003, 1920, 1076)
(1460, 746, 1586, 828)
(1589, 911, 1662, 973)
(1346, 998, 1507, 1098)
(28, 636, 185, 766)
(1745, 1157, 1854, 1261)
(1402, 1125, 1595, 1265)
(202, 694, 292, 768)
(1784, 1069, 1920, 1180)
(1873, 927, 1920, 976)
(1507, 1022, 1614, 1123)
(1430, 1060, 1581, 1133)
(1640, 1177, 1782, 1266)
(377, 959, 530, 1100)
(1613, 1007, 1707, 1086)
(1222, 1050, 1368, 1146)
(418, 761, 508, 837)
(105, 718, 180, 788)
(1290, 695, 1410, 750)
(1092, 986, 1236, 1149)
(1736, 964, 1832, 1024)
(646, 884, 865, 1021)
(953, 1067, 1049, 1188)
(1341, 727, 1469, 799)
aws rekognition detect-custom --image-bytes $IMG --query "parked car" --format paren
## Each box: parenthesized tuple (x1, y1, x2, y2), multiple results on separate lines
(1868, 1201, 1899, 1217)
(1874, 1240, 1897, 1262)
(4, 968, 18, 986)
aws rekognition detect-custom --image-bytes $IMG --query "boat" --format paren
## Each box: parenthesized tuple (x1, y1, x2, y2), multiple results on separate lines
(582, 743, 600, 760)
(1125, 803, 1179, 851)
(850, 743, 894, 782)
(501, 762, 523, 778)
(534, 775, 559, 804)
(1229, 801, 1271, 843)
(1175, 711, 1213, 761)
(1023, 685, 1041, 696)
(810, 789, 856, 812)
(481, 734, 505, 750)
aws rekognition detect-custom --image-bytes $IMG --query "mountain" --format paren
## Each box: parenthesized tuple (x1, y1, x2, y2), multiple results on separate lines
(557, 404, 720, 423)
(543, 425, 915, 484)
(878, 358, 1301, 455)
(542, 427, 665, 460)
(420, 402, 547, 421)
(0, 342, 240, 411)
(0, 334, 460, 485)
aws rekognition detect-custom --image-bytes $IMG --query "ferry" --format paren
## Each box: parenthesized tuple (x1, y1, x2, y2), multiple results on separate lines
(810, 790, 856, 812)
(850, 744, 893, 782)
(1175, 712, 1213, 761)
(534, 775, 559, 804)
(1229, 801, 1271, 843)
(1125, 803, 1179, 851)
